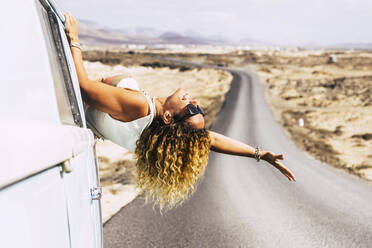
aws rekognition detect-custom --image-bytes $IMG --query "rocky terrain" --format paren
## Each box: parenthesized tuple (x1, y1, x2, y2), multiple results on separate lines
(254, 51, 372, 181)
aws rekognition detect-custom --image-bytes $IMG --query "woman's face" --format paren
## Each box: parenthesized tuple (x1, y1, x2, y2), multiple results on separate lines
(164, 88, 205, 129)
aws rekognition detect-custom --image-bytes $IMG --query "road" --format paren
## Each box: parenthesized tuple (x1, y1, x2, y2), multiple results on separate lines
(103, 68, 372, 248)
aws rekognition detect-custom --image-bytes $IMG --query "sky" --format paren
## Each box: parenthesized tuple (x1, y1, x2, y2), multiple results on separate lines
(56, 0, 372, 46)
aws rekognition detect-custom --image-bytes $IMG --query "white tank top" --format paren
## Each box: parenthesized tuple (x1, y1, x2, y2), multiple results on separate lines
(85, 78, 156, 152)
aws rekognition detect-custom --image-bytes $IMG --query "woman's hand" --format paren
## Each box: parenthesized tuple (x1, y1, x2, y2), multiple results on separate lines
(208, 131, 296, 182)
(261, 151, 296, 182)
(64, 12, 79, 43)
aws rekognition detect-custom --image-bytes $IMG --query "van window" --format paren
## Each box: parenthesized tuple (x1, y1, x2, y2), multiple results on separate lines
(36, 1, 83, 127)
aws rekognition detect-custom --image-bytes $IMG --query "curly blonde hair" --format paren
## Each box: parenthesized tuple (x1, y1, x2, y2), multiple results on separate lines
(134, 117, 211, 210)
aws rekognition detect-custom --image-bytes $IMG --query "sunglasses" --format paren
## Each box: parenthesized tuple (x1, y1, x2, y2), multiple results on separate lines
(175, 104, 205, 122)
(186, 104, 205, 117)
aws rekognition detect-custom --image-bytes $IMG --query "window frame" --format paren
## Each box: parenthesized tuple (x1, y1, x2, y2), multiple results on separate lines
(38, 0, 83, 127)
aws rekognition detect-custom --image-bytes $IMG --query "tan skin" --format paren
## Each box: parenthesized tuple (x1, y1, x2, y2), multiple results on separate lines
(65, 13, 296, 182)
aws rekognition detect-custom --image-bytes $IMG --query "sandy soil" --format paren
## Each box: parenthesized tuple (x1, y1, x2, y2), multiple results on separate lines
(84, 54, 232, 223)
(253, 51, 372, 181)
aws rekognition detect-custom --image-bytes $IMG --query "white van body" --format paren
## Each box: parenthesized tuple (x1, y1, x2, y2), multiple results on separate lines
(0, 0, 103, 247)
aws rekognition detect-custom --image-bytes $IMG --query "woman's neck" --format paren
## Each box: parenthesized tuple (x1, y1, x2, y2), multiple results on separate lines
(155, 97, 166, 118)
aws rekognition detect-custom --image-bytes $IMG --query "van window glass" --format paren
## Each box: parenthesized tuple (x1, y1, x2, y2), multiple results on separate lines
(36, 1, 82, 126)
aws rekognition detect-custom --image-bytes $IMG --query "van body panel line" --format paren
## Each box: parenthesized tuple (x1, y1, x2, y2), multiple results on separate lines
(0, 119, 94, 189)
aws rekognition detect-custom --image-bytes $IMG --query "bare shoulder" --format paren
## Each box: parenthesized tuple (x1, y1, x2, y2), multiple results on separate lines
(112, 89, 151, 122)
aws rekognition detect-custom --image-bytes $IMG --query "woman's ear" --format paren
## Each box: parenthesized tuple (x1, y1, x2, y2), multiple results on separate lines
(162, 110, 173, 125)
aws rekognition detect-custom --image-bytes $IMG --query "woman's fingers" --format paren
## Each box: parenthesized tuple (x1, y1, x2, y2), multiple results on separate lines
(68, 13, 76, 23)
(284, 174, 292, 181)
(274, 160, 295, 182)
(272, 153, 284, 160)
(283, 172, 294, 182)
(64, 12, 79, 42)
(65, 12, 71, 23)
(262, 151, 296, 182)
(64, 12, 77, 27)
(277, 161, 296, 182)
(276, 154, 284, 160)
(64, 13, 72, 29)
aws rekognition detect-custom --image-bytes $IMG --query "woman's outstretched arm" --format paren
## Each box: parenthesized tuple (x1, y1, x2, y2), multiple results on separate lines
(208, 131, 296, 182)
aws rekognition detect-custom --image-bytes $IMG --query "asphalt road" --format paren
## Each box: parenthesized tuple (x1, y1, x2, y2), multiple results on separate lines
(103, 68, 372, 248)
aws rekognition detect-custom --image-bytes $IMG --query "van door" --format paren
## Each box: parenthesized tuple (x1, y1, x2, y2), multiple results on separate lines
(36, 1, 102, 247)
(0, 167, 70, 248)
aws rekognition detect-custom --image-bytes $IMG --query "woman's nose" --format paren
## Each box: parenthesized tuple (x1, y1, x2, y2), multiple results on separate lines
(189, 99, 198, 106)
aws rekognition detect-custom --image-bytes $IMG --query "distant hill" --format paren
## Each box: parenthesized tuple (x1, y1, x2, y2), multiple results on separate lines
(158, 32, 207, 45)
(78, 20, 161, 45)
(78, 19, 372, 50)
(77, 19, 235, 46)
(78, 20, 208, 45)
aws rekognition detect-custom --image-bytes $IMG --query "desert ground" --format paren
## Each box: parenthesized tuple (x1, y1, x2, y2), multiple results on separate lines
(83, 46, 372, 222)
(254, 51, 372, 182)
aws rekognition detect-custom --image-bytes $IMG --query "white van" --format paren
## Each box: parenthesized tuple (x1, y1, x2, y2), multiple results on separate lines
(0, 0, 103, 247)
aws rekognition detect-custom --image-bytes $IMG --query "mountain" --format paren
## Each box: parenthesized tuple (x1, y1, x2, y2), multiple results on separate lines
(77, 19, 236, 46)
(77, 20, 372, 49)
(78, 20, 204, 45)
(158, 32, 207, 45)
(78, 20, 162, 45)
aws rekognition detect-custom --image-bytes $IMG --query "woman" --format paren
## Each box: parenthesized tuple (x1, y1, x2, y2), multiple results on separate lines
(64, 13, 296, 210)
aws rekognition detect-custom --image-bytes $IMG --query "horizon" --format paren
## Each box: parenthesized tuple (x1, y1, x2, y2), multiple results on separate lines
(56, 0, 372, 46)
